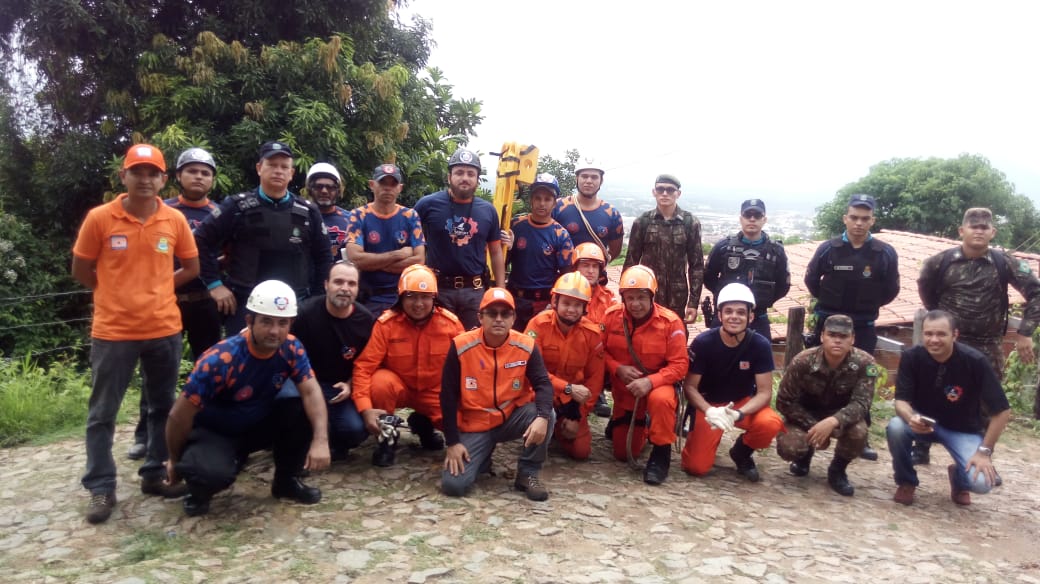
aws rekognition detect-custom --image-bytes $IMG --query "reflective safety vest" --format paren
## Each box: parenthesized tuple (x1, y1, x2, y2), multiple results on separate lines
(453, 328, 536, 432)
(817, 237, 887, 313)
(226, 192, 315, 294)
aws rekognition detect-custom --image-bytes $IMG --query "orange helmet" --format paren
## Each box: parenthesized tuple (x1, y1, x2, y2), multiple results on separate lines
(619, 265, 658, 295)
(397, 265, 438, 295)
(573, 242, 606, 266)
(551, 272, 592, 303)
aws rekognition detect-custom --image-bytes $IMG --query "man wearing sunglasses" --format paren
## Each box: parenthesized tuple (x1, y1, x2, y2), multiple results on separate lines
(306, 162, 350, 262)
(623, 174, 703, 324)
(704, 199, 790, 341)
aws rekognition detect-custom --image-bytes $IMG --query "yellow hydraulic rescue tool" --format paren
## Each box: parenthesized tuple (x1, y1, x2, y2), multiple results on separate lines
(487, 141, 539, 272)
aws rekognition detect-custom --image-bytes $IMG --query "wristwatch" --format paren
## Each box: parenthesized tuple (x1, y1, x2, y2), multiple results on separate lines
(977, 445, 993, 456)
(564, 384, 573, 395)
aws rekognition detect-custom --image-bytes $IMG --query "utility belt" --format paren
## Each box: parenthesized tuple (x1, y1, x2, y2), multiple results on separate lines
(508, 287, 552, 301)
(176, 290, 212, 303)
(437, 274, 484, 289)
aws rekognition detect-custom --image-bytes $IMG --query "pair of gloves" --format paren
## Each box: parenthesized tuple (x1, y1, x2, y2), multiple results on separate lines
(704, 402, 744, 432)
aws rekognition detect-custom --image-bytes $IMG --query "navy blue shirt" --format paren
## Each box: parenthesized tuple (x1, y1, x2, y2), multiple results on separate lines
(690, 328, 774, 404)
(164, 194, 217, 293)
(413, 190, 500, 277)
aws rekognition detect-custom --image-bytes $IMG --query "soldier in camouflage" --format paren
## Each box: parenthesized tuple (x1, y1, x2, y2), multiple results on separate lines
(776, 315, 877, 496)
(623, 174, 703, 323)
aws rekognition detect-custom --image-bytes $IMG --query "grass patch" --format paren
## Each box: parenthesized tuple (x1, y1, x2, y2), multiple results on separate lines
(117, 529, 185, 565)
(0, 357, 93, 447)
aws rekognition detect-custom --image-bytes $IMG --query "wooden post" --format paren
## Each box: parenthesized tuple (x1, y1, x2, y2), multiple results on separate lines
(785, 306, 805, 366)
(912, 308, 927, 346)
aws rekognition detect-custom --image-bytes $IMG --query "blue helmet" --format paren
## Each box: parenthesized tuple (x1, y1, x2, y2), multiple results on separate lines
(529, 173, 560, 198)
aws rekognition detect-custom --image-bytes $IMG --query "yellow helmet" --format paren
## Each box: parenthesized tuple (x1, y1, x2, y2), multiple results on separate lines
(619, 265, 658, 295)
(551, 272, 592, 303)
(397, 265, 438, 296)
(573, 242, 606, 266)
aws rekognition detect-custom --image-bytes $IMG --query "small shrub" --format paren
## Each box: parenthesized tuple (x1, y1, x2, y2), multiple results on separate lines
(0, 356, 94, 446)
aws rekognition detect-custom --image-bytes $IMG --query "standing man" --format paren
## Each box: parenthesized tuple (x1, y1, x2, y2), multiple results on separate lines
(306, 162, 351, 262)
(804, 193, 899, 461)
(704, 198, 790, 340)
(624, 174, 703, 323)
(553, 158, 625, 262)
(602, 265, 689, 485)
(71, 143, 198, 523)
(290, 261, 374, 460)
(164, 280, 331, 517)
(886, 310, 1010, 506)
(345, 163, 426, 314)
(414, 148, 504, 329)
(506, 173, 575, 330)
(682, 283, 784, 482)
(440, 288, 556, 500)
(352, 265, 465, 467)
(776, 315, 877, 496)
(524, 273, 606, 460)
(194, 141, 333, 334)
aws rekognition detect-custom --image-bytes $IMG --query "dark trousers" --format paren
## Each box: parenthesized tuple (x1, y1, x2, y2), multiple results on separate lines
(175, 398, 312, 499)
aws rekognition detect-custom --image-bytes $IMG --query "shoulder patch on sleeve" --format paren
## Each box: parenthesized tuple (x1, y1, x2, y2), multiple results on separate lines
(527, 330, 538, 339)
(865, 364, 879, 377)
(1018, 259, 1031, 274)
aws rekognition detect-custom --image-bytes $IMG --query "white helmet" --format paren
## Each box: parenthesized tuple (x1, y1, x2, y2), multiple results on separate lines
(306, 162, 341, 184)
(246, 280, 298, 317)
(575, 158, 604, 175)
(716, 283, 756, 311)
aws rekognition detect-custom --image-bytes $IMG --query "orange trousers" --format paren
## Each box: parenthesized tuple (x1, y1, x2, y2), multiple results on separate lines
(367, 368, 443, 428)
(609, 384, 677, 461)
(554, 417, 592, 460)
(680, 396, 784, 475)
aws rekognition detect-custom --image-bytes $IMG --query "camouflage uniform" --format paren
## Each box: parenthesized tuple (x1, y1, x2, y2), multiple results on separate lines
(918, 247, 1040, 378)
(776, 345, 878, 462)
(623, 206, 703, 318)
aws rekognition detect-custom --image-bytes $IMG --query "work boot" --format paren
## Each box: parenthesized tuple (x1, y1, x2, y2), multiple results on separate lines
(85, 491, 116, 524)
(141, 476, 189, 498)
(408, 412, 445, 451)
(729, 438, 760, 482)
(827, 458, 855, 496)
(910, 441, 931, 465)
(893, 484, 916, 506)
(642, 444, 672, 485)
(372, 440, 396, 467)
(514, 473, 549, 501)
(859, 442, 878, 461)
(127, 442, 147, 460)
(948, 464, 971, 506)
(271, 476, 322, 505)
(789, 449, 814, 477)
(183, 492, 211, 517)
(594, 393, 611, 418)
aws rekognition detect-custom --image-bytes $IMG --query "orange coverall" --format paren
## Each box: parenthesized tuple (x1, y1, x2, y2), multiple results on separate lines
(586, 284, 619, 324)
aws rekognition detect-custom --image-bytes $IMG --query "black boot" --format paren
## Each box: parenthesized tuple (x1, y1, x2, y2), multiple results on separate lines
(271, 476, 321, 504)
(827, 457, 855, 496)
(910, 441, 931, 465)
(372, 439, 396, 467)
(594, 392, 612, 418)
(643, 444, 672, 485)
(407, 412, 445, 451)
(729, 438, 760, 482)
(859, 442, 878, 461)
(789, 449, 814, 477)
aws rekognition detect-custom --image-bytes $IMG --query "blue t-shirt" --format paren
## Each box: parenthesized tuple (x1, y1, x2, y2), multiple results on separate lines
(182, 333, 315, 435)
(552, 197, 625, 247)
(413, 190, 500, 277)
(507, 215, 575, 289)
(164, 195, 217, 293)
(345, 203, 425, 290)
(690, 328, 774, 404)
(322, 206, 351, 261)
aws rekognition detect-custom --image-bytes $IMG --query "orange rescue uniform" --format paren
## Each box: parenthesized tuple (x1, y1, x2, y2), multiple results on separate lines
(602, 304, 688, 460)
(524, 311, 606, 460)
(586, 284, 619, 324)
(352, 306, 464, 427)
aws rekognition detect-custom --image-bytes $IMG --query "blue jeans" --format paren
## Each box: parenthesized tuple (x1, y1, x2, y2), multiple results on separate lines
(82, 334, 182, 493)
(441, 403, 555, 497)
(886, 416, 992, 493)
(277, 379, 368, 451)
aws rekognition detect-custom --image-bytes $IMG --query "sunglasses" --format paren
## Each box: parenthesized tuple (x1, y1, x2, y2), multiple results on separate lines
(742, 212, 763, 220)
(482, 309, 514, 320)
(653, 186, 678, 195)
(311, 183, 338, 192)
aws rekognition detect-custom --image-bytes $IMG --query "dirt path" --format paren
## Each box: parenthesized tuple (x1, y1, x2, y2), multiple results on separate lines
(1, 417, 1039, 583)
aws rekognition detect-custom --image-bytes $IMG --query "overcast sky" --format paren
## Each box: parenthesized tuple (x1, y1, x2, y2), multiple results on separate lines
(401, 1, 1039, 210)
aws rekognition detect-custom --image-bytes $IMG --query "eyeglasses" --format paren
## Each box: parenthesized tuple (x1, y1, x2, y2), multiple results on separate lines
(742, 212, 763, 220)
(654, 186, 678, 195)
(311, 183, 338, 192)
(482, 309, 514, 320)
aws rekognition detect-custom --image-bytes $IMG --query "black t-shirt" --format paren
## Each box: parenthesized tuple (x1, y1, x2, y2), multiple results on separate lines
(291, 296, 374, 384)
(690, 328, 774, 404)
(894, 343, 1009, 434)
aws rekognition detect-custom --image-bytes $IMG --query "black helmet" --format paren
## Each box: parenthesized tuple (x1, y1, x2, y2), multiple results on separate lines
(447, 148, 481, 172)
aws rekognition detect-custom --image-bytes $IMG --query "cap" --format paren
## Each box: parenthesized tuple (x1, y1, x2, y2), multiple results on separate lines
(823, 314, 854, 335)
(848, 194, 876, 211)
(123, 144, 166, 172)
(741, 199, 766, 214)
(306, 162, 341, 184)
(655, 174, 681, 188)
(372, 163, 403, 183)
(259, 141, 294, 160)
(479, 287, 515, 311)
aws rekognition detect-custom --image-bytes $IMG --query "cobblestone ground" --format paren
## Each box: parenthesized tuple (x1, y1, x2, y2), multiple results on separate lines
(1, 416, 1039, 584)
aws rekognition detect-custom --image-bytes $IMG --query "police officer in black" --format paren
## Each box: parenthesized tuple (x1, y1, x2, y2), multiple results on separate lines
(805, 194, 899, 460)
(704, 199, 790, 341)
(195, 141, 333, 335)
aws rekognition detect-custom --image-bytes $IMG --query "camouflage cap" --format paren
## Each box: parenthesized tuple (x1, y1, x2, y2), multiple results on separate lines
(823, 314, 854, 335)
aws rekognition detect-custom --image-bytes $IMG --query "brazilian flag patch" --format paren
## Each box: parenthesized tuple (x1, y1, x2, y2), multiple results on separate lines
(527, 330, 538, 339)
(865, 364, 879, 377)
(1019, 260, 1031, 274)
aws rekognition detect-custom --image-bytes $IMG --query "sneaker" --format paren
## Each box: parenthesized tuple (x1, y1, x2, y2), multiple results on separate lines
(271, 477, 322, 505)
(948, 464, 971, 506)
(127, 442, 147, 460)
(141, 476, 189, 499)
(514, 474, 549, 501)
(372, 440, 396, 467)
(827, 466, 855, 497)
(893, 484, 916, 506)
(183, 493, 211, 517)
(729, 442, 760, 483)
(86, 492, 116, 524)
(593, 393, 611, 418)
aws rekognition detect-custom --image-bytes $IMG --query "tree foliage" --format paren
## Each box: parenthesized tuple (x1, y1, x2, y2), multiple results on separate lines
(537, 149, 580, 198)
(815, 154, 1040, 251)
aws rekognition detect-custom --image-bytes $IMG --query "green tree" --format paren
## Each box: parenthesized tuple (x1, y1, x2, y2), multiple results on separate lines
(815, 154, 1040, 250)
(537, 149, 580, 197)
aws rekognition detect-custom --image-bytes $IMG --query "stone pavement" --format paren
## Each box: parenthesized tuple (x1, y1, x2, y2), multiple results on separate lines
(1, 418, 1039, 583)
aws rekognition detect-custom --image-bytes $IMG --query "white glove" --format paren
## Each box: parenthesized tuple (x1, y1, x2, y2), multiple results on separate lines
(705, 404, 735, 432)
(723, 404, 743, 426)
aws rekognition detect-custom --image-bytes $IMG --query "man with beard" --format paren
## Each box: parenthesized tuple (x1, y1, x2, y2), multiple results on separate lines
(345, 163, 425, 314)
(164, 280, 331, 517)
(289, 261, 374, 459)
(552, 158, 624, 262)
(306, 162, 351, 261)
(414, 148, 504, 329)
(352, 265, 464, 466)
